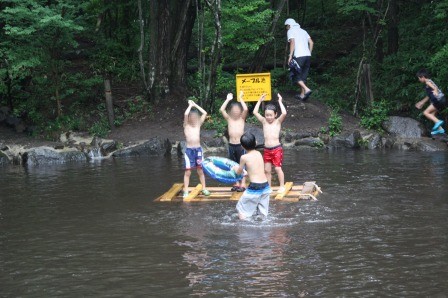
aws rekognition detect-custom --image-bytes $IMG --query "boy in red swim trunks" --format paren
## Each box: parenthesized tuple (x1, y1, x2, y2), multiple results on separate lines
(253, 93, 287, 193)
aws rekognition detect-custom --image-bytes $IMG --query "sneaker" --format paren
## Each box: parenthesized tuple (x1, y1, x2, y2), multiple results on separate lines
(236, 187, 246, 192)
(277, 186, 286, 194)
(231, 186, 239, 192)
(431, 128, 445, 135)
(432, 120, 444, 131)
(183, 191, 189, 198)
(202, 189, 211, 196)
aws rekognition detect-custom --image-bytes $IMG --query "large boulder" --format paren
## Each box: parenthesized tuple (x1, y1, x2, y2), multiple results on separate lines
(24, 147, 87, 165)
(245, 125, 264, 146)
(382, 116, 426, 138)
(112, 137, 170, 157)
(329, 130, 362, 149)
(294, 137, 323, 148)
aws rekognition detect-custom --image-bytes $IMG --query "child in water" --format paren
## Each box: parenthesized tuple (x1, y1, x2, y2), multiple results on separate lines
(415, 69, 447, 135)
(233, 132, 272, 220)
(253, 93, 287, 193)
(219, 91, 248, 192)
(183, 100, 211, 198)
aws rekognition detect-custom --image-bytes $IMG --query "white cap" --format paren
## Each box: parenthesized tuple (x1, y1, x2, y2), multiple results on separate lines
(284, 18, 297, 26)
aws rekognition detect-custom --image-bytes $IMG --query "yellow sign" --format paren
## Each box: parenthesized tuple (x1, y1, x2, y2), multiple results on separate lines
(236, 73, 271, 101)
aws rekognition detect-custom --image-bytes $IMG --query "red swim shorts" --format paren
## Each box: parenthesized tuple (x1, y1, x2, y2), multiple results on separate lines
(263, 145, 283, 167)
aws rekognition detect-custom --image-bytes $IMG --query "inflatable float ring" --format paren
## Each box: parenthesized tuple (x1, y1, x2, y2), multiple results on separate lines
(202, 156, 245, 184)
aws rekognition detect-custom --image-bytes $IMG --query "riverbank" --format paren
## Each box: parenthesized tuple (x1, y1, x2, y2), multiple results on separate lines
(1, 95, 447, 166)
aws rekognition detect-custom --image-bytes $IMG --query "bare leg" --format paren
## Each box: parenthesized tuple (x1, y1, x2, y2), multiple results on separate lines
(197, 168, 206, 189)
(183, 169, 191, 193)
(298, 81, 311, 96)
(238, 212, 247, 220)
(265, 163, 272, 186)
(275, 166, 285, 188)
(240, 176, 246, 188)
(424, 104, 441, 124)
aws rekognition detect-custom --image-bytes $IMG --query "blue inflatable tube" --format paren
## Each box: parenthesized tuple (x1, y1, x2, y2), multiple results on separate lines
(202, 156, 244, 184)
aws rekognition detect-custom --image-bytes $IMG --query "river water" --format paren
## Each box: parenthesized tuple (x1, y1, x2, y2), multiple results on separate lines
(1, 150, 447, 297)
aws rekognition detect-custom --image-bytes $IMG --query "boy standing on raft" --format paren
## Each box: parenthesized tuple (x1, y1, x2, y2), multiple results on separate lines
(253, 93, 287, 193)
(233, 132, 272, 220)
(183, 100, 211, 198)
(219, 91, 248, 192)
(415, 69, 447, 135)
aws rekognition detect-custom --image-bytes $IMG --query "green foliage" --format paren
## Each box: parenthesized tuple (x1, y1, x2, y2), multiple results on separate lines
(328, 109, 343, 137)
(203, 116, 227, 137)
(89, 118, 110, 138)
(360, 100, 389, 131)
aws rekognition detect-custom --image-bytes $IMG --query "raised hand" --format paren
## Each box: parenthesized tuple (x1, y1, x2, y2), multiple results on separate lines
(277, 93, 283, 102)
(226, 93, 233, 101)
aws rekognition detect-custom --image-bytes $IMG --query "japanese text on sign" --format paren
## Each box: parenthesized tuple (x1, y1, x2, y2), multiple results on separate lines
(236, 73, 271, 102)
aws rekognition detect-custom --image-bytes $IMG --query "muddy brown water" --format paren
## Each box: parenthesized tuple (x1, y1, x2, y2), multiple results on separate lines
(1, 150, 447, 297)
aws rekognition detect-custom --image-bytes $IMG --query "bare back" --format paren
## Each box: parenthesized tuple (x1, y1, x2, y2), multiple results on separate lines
(240, 150, 267, 183)
(227, 117, 245, 144)
(262, 119, 282, 147)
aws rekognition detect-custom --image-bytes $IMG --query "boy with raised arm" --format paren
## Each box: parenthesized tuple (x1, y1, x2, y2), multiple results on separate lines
(253, 93, 287, 193)
(183, 100, 211, 198)
(233, 132, 272, 220)
(219, 91, 248, 192)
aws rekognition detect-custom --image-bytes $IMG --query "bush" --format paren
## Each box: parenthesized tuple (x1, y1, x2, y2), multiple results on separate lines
(328, 108, 343, 136)
(360, 100, 389, 131)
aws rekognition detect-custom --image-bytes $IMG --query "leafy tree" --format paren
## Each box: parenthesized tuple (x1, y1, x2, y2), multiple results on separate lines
(0, 0, 84, 117)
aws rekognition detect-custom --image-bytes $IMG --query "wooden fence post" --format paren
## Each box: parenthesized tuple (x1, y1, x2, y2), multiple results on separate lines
(363, 63, 374, 105)
(104, 79, 115, 129)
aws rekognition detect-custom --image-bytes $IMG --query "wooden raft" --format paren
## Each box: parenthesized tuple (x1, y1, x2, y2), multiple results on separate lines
(154, 181, 322, 202)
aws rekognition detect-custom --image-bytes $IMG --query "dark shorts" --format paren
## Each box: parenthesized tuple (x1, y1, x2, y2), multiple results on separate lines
(431, 95, 447, 112)
(228, 143, 246, 163)
(291, 56, 311, 84)
(184, 147, 203, 170)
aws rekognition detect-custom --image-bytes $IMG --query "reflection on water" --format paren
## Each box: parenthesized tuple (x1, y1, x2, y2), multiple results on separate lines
(1, 151, 447, 296)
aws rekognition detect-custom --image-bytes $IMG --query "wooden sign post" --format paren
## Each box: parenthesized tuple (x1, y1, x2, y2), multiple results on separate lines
(236, 73, 272, 101)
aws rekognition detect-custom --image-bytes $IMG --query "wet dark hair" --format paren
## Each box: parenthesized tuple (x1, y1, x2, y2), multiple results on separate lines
(265, 104, 277, 113)
(240, 132, 256, 150)
(416, 69, 430, 78)
(228, 102, 243, 112)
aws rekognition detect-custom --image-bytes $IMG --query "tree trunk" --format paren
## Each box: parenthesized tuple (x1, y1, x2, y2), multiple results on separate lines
(202, 0, 222, 109)
(249, 0, 287, 73)
(147, 0, 196, 102)
(387, 0, 399, 55)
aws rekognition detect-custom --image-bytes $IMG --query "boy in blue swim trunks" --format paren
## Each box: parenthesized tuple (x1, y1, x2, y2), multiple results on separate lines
(183, 100, 211, 198)
(219, 91, 248, 192)
(415, 69, 447, 135)
(233, 132, 271, 220)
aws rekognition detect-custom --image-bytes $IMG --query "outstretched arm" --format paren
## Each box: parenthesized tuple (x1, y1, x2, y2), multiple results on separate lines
(239, 91, 249, 119)
(190, 100, 208, 123)
(184, 101, 194, 126)
(219, 93, 233, 120)
(415, 96, 429, 109)
(253, 94, 266, 123)
(232, 155, 247, 175)
(277, 93, 287, 123)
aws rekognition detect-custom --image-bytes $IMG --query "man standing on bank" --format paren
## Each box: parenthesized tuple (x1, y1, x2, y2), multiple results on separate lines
(285, 18, 314, 101)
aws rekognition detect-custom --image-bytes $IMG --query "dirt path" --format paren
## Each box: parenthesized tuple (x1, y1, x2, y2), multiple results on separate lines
(1, 93, 361, 147)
